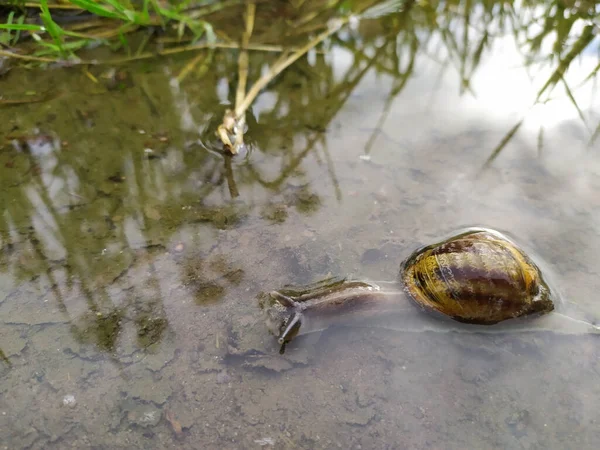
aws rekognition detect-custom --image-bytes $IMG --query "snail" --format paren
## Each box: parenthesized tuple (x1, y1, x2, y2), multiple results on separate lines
(260, 227, 600, 353)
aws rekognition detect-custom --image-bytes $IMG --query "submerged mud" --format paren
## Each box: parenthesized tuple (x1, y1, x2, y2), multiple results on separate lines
(2, 1, 600, 449)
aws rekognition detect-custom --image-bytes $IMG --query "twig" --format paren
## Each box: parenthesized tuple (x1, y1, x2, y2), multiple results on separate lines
(215, 12, 350, 154)
(176, 52, 206, 82)
(224, 155, 240, 198)
(235, 18, 348, 117)
(236, 2, 255, 109)
(187, 0, 252, 19)
(21, 2, 83, 9)
(0, 50, 56, 63)
(0, 95, 52, 105)
(231, 1, 256, 153)
(217, 1, 256, 155)
(216, 1, 256, 154)
(0, 40, 289, 66)
(156, 37, 308, 53)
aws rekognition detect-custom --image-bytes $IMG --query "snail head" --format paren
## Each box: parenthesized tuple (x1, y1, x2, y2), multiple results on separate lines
(266, 291, 306, 353)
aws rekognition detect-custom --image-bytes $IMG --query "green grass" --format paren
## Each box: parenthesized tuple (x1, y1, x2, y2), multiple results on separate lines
(1, 0, 599, 155)
(0, 0, 218, 60)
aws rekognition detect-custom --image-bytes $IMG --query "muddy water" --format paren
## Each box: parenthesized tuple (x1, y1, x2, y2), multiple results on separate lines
(1, 5, 600, 450)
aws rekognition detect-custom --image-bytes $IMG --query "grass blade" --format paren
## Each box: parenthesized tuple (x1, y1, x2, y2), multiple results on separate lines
(0, 23, 45, 31)
(561, 75, 590, 132)
(588, 120, 600, 148)
(39, 0, 67, 56)
(535, 24, 595, 103)
(482, 119, 524, 168)
(66, 0, 128, 21)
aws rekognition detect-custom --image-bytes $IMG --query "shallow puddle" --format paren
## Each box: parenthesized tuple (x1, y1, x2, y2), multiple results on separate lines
(1, 1, 600, 449)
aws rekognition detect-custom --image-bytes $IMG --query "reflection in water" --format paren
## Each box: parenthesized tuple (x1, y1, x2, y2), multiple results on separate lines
(71, 308, 125, 353)
(180, 252, 245, 305)
(0, 0, 600, 448)
(0, 348, 10, 367)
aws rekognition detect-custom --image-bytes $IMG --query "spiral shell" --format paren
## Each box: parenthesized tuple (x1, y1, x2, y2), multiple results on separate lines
(400, 228, 555, 324)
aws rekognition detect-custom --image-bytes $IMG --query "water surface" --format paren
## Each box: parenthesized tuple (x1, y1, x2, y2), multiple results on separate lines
(1, 1, 600, 449)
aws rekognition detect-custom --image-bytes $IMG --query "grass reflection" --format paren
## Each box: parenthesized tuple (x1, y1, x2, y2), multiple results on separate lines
(0, 0, 599, 360)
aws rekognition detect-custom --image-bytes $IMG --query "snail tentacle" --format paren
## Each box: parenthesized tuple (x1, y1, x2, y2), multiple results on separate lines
(278, 311, 303, 345)
(269, 291, 307, 351)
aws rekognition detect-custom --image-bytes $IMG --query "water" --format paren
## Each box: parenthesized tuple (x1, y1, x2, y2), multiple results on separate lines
(1, 2, 600, 449)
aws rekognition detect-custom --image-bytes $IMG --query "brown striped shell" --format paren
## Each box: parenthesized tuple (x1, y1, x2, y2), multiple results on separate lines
(400, 228, 555, 324)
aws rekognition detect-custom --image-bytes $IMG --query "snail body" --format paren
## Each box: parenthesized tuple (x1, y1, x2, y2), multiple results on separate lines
(262, 227, 599, 352)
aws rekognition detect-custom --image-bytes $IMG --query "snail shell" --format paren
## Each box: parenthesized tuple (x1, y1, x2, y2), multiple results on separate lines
(400, 228, 555, 324)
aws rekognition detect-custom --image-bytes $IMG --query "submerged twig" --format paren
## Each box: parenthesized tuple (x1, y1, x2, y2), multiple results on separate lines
(236, 19, 348, 117)
(223, 155, 240, 198)
(217, 0, 256, 155)
(176, 52, 206, 83)
(216, 4, 351, 154)
(0, 90, 62, 106)
(0, 49, 56, 63)
(0, 40, 302, 67)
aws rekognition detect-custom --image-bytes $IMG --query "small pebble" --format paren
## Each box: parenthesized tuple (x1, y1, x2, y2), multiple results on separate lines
(62, 394, 76, 408)
(216, 370, 232, 384)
